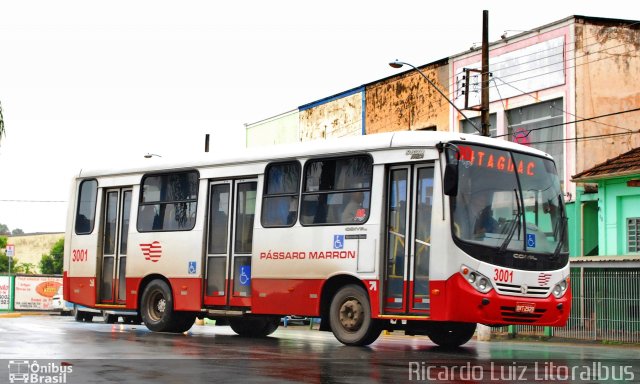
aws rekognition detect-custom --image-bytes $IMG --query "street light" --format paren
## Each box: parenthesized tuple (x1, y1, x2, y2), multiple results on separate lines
(144, 153, 162, 159)
(388, 60, 481, 134)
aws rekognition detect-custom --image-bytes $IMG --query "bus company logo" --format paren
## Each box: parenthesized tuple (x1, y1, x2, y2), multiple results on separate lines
(537, 273, 552, 286)
(140, 241, 162, 262)
(8, 360, 73, 383)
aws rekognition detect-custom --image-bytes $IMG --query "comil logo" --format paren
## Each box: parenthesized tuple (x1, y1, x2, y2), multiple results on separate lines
(140, 241, 162, 262)
(8, 360, 73, 383)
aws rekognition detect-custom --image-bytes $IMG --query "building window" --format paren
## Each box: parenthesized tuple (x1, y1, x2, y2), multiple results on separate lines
(137, 171, 199, 232)
(261, 161, 300, 227)
(506, 98, 564, 184)
(300, 155, 373, 225)
(629, 218, 640, 253)
(460, 113, 497, 137)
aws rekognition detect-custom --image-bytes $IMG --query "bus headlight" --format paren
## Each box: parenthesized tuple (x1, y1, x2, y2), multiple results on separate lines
(460, 265, 493, 294)
(552, 277, 570, 299)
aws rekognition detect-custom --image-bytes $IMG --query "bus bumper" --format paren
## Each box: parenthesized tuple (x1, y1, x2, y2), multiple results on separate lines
(430, 273, 571, 327)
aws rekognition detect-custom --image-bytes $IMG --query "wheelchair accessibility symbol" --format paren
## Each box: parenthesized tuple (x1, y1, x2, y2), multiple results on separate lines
(527, 234, 536, 248)
(334, 235, 344, 249)
(188, 261, 197, 275)
(239, 266, 251, 286)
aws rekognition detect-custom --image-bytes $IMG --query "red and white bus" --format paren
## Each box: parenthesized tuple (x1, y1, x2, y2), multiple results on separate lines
(63, 131, 570, 347)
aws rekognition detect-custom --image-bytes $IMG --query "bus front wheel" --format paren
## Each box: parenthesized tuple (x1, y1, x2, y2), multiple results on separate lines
(329, 284, 381, 346)
(141, 279, 185, 333)
(426, 321, 477, 348)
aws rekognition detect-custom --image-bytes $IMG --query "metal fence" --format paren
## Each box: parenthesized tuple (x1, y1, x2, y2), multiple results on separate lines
(492, 268, 640, 344)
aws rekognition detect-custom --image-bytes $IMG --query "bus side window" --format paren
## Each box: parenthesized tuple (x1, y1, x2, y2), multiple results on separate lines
(137, 171, 198, 232)
(301, 155, 372, 226)
(75, 179, 98, 235)
(261, 161, 300, 227)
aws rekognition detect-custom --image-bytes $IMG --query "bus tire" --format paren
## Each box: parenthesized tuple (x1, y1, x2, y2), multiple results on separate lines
(140, 279, 179, 333)
(329, 284, 381, 346)
(172, 312, 197, 333)
(229, 316, 280, 337)
(426, 321, 476, 348)
(102, 311, 117, 324)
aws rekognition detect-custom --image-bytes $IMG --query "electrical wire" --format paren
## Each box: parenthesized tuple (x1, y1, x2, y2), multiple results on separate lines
(528, 129, 640, 145)
(0, 199, 67, 203)
(493, 107, 640, 139)
(492, 75, 637, 134)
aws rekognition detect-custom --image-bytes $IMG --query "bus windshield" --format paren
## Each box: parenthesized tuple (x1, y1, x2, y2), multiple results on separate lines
(449, 143, 568, 270)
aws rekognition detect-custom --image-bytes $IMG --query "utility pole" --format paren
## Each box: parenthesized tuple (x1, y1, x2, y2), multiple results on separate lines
(481, 10, 490, 137)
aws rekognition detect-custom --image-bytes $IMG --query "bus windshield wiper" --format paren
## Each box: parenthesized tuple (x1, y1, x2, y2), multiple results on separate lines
(552, 194, 567, 259)
(499, 189, 522, 253)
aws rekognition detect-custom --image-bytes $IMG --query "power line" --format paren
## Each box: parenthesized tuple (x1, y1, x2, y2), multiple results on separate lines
(443, 21, 640, 95)
(448, 39, 637, 95)
(529, 129, 640, 145)
(492, 75, 637, 134)
(493, 107, 640, 139)
(0, 199, 67, 203)
(457, 19, 640, 82)
(489, 19, 640, 68)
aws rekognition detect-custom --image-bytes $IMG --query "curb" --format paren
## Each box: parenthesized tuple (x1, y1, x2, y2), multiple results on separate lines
(0, 312, 53, 318)
(0, 313, 22, 318)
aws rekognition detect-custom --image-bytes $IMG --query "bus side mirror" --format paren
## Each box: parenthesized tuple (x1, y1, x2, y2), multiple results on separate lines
(443, 163, 458, 196)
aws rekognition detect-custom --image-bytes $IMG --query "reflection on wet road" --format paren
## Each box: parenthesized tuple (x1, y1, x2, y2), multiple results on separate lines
(1, 315, 638, 383)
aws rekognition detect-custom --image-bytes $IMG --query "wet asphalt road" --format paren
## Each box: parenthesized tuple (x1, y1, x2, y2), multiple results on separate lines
(1, 314, 639, 383)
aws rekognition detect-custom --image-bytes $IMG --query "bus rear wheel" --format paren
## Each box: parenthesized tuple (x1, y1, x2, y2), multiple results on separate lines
(426, 321, 477, 348)
(329, 284, 381, 346)
(141, 279, 190, 333)
(229, 316, 280, 337)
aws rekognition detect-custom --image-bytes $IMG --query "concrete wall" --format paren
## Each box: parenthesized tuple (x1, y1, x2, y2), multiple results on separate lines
(6, 233, 64, 273)
(597, 177, 640, 256)
(246, 109, 299, 148)
(299, 88, 363, 141)
(575, 20, 640, 174)
(365, 61, 449, 134)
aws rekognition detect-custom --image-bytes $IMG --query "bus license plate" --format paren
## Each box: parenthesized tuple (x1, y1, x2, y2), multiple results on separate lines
(515, 302, 536, 313)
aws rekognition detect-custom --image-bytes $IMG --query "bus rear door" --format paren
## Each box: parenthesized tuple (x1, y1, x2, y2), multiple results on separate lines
(98, 188, 132, 304)
(204, 179, 257, 308)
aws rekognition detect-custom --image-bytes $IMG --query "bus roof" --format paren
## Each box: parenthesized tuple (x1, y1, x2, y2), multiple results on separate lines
(76, 131, 551, 179)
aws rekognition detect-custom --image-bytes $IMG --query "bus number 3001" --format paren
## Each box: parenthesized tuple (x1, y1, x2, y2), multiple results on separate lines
(72, 249, 88, 262)
(494, 268, 514, 283)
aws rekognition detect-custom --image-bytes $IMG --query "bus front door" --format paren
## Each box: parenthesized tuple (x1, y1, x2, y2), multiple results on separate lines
(384, 165, 434, 315)
(204, 179, 257, 308)
(98, 188, 132, 304)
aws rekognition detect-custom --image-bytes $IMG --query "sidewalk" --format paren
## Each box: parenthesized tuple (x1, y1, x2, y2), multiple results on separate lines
(0, 311, 55, 318)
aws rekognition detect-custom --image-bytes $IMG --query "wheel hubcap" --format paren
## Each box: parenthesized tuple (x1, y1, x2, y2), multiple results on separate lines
(339, 298, 363, 331)
(157, 298, 166, 314)
(148, 291, 166, 322)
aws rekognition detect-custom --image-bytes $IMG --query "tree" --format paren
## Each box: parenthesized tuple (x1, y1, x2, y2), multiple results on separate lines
(13, 262, 36, 274)
(0, 254, 19, 273)
(0, 100, 4, 146)
(11, 228, 24, 235)
(0, 224, 9, 236)
(0, 236, 6, 249)
(40, 238, 64, 274)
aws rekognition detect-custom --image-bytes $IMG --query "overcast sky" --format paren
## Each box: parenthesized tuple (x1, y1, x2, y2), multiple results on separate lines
(0, 0, 636, 233)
